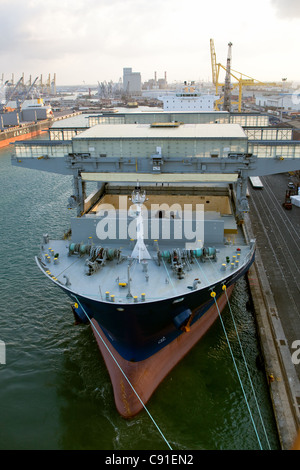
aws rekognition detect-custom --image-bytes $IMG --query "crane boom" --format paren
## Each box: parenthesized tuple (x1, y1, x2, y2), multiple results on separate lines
(24, 77, 38, 101)
(210, 38, 217, 85)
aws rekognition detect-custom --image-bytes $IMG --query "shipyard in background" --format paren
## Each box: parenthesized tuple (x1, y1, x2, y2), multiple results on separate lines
(1, 39, 300, 129)
(7, 39, 300, 450)
(1, 38, 300, 143)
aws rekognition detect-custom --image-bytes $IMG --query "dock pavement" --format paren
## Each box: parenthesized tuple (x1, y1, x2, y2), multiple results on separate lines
(245, 172, 300, 450)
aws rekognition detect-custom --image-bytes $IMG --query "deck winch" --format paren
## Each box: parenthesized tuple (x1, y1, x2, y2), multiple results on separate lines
(157, 246, 217, 279)
(68, 242, 122, 275)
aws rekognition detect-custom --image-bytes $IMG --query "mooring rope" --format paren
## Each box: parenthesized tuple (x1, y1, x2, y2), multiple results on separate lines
(206, 258, 271, 449)
(211, 291, 263, 450)
(74, 296, 173, 451)
(223, 285, 271, 449)
(193, 256, 264, 447)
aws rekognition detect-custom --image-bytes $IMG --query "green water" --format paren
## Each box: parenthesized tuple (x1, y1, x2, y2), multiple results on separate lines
(0, 143, 280, 450)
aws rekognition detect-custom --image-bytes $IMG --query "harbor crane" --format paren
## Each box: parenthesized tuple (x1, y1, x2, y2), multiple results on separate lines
(210, 39, 277, 112)
(223, 42, 232, 112)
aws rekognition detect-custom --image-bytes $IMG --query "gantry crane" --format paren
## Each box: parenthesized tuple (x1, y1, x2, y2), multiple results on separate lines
(210, 39, 277, 112)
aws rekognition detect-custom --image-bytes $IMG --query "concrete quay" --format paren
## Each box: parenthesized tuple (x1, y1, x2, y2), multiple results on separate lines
(244, 173, 300, 450)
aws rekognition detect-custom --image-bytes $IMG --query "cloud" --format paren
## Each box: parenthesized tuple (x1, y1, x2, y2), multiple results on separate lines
(0, 0, 300, 84)
(271, 0, 300, 18)
(0, 0, 171, 67)
(0, 0, 210, 83)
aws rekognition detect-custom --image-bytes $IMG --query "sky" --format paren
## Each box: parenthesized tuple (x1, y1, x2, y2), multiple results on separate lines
(0, 0, 300, 87)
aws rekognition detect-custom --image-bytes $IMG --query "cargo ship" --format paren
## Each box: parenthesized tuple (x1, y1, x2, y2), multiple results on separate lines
(36, 181, 255, 418)
(0, 99, 53, 148)
(0, 119, 51, 148)
(13, 114, 300, 418)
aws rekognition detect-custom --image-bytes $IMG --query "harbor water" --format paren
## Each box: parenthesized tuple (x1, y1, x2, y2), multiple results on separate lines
(0, 142, 280, 450)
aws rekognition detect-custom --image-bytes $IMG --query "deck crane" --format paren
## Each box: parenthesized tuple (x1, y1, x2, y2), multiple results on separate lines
(1, 76, 24, 112)
(0, 80, 9, 95)
(23, 76, 39, 101)
(51, 74, 56, 95)
(210, 39, 277, 112)
(0, 80, 9, 111)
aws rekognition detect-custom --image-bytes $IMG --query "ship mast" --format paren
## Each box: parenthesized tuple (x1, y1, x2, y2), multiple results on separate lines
(130, 183, 151, 262)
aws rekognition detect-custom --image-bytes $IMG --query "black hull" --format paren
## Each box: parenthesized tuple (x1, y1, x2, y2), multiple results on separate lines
(54, 250, 255, 362)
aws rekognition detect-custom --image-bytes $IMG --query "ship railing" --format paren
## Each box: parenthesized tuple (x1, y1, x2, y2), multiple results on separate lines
(243, 240, 256, 265)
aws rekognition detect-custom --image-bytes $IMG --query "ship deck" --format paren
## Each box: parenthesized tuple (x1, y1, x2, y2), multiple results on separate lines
(37, 232, 253, 305)
(36, 183, 255, 304)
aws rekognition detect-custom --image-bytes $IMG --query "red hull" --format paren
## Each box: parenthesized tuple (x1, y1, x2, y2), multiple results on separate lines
(0, 124, 49, 148)
(91, 285, 234, 418)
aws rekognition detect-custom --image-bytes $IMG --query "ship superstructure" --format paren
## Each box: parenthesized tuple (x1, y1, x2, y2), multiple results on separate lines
(159, 82, 218, 111)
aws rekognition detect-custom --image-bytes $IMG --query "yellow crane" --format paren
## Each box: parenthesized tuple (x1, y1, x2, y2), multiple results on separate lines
(210, 39, 277, 112)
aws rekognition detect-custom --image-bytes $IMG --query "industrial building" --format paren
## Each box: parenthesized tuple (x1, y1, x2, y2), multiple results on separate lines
(70, 122, 247, 161)
(13, 110, 300, 166)
(46, 110, 268, 142)
(255, 93, 300, 113)
(123, 68, 142, 95)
